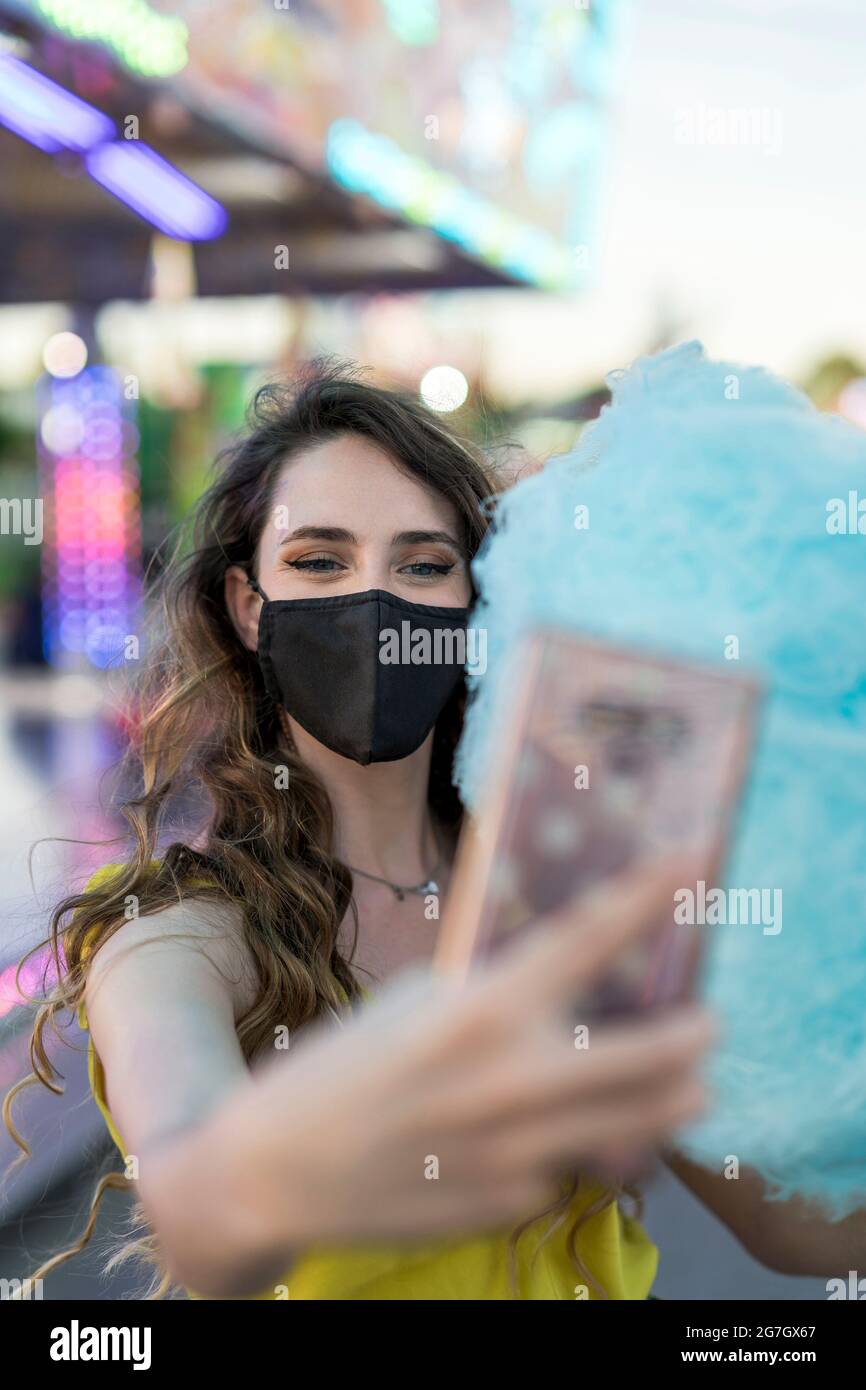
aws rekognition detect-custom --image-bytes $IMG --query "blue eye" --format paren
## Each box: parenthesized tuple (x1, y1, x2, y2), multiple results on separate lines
(402, 562, 454, 577)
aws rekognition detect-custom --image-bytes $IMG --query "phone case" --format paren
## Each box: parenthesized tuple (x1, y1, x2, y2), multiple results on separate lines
(437, 627, 761, 1019)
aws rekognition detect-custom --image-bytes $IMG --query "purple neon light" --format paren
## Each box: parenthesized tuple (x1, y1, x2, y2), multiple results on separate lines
(0, 55, 227, 240)
(85, 141, 228, 241)
(0, 53, 114, 152)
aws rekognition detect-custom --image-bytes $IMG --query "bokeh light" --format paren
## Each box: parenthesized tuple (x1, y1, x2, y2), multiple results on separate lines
(419, 365, 469, 412)
(42, 331, 88, 379)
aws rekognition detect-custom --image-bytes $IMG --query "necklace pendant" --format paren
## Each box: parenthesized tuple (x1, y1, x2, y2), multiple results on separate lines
(394, 887, 406, 902)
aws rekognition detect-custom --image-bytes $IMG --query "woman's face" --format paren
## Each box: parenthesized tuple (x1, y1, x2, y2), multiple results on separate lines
(226, 433, 472, 651)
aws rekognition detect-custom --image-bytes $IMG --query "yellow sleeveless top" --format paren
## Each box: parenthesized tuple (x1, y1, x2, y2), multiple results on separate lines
(75, 864, 659, 1300)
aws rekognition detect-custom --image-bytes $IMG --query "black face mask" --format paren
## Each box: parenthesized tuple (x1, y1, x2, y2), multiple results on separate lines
(249, 581, 470, 765)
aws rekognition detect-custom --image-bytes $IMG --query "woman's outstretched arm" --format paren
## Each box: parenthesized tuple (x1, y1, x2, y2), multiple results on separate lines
(87, 860, 715, 1298)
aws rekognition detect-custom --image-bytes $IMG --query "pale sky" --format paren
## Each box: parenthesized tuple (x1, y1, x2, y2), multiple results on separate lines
(531, 0, 866, 390)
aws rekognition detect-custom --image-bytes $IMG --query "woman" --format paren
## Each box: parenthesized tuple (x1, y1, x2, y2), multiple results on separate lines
(6, 366, 860, 1299)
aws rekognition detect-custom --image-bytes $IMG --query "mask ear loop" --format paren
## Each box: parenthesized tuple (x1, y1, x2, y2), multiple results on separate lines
(246, 569, 289, 740)
(246, 572, 269, 600)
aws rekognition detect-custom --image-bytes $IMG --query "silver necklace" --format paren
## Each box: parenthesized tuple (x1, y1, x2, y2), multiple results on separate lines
(345, 859, 441, 902)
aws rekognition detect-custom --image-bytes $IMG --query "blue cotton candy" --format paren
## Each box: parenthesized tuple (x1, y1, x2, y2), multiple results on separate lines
(455, 340, 866, 1217)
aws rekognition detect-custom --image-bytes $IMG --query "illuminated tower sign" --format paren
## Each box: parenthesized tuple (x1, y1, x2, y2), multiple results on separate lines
(38, 366, 142, 670)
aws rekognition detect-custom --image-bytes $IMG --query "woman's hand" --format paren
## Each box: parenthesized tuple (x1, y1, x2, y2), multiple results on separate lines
(184, 856, 715, 1293)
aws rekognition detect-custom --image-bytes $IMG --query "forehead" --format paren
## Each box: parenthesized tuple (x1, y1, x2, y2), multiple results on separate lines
(264, 433, 461, 533)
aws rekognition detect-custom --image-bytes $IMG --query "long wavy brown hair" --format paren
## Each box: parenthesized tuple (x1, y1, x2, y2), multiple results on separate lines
(3, 361, 636, 1300)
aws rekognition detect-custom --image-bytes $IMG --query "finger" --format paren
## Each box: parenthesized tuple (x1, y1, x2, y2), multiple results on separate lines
(442, 1005, 716, 1130)
(422, 1006, 717, 1145)
(511, 1073, 709, 1174)
(556, 1005, 717, 1099)
(584, 1144, 656, 1185)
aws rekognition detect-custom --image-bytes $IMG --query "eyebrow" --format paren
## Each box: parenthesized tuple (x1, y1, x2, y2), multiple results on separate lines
(275, 526, 464, 551)
(393, 529, 463, 550)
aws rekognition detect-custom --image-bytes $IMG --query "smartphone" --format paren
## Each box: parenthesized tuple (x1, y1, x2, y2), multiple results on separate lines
(436, 627, 761, 1021)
